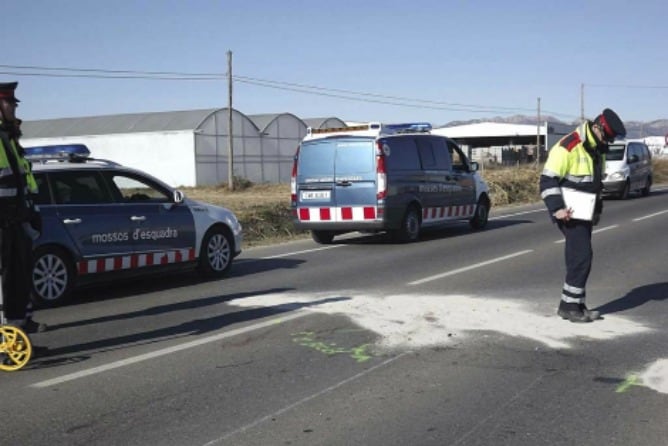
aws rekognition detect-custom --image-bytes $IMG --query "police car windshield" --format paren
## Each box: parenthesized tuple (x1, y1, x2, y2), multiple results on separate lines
(606, 144, 626, 161)
(299, 138, 375, 179)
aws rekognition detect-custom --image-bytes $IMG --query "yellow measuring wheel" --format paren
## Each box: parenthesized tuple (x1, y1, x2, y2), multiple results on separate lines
(0, 325, 32, 371)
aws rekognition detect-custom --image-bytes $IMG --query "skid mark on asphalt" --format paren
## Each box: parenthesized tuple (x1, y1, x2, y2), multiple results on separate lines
(227, 291, 651, 350)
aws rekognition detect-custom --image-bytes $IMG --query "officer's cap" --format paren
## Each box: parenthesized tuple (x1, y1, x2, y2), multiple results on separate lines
(0, 81, 20, 103)
(595, 108, 625, 142)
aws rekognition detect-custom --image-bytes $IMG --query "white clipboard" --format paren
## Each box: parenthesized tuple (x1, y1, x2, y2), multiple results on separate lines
(561, 187, 596, 221)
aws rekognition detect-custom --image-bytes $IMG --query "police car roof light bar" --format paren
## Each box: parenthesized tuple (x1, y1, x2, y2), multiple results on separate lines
(23, 144, 91, 162)
(381, 122, 432, 135)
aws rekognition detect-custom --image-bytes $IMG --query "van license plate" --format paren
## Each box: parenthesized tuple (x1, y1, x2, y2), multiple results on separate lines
(301, 190, 330, 200)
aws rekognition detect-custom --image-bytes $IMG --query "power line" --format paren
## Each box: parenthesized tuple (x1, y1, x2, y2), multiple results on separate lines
(0, 63, 577, 119)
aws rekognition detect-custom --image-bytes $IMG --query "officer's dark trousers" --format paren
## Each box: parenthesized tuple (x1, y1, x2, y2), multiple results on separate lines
(557, 219, 593, 305)
(0, 223, 33, 321)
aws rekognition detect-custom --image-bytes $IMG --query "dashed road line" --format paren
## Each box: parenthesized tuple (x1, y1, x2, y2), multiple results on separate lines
(408, 249, 533, 286)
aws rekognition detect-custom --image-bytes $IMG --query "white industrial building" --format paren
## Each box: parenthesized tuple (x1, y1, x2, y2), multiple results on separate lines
(21, 109, 346, 187)
(432, 121, 573, 165)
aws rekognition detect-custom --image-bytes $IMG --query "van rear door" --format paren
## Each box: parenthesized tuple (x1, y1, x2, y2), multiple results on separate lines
(296, 137, 376, 222)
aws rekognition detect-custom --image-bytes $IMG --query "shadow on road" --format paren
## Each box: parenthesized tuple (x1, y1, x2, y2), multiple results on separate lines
(30, 290, 350, 367)
(595, 282, 668, 315)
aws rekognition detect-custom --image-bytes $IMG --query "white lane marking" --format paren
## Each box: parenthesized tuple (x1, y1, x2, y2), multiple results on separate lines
(553, 224, 619, 244)
(31, 311, 308, 389)
(261, 244, 344, 259)
(632, 209, 668, 222)
(489, 208, 544, 220)
(407, 250, 533, 286)
(235, 244, 344, 263)
(202, 352, 408, 445)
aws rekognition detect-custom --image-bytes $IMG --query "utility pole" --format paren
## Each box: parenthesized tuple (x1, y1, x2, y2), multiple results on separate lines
(580, 83, 585, 123)
(536, 97, 541, 168)
(227, 50, 234, 191)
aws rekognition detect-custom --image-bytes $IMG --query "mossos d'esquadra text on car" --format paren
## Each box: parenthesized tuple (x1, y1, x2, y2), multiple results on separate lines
(291, 122, 491, 244)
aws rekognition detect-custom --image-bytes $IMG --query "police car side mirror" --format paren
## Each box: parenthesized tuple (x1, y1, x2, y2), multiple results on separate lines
(469, 161, 479, 172)
(628, 154, 639, 163)
(173, 190, 185, 204)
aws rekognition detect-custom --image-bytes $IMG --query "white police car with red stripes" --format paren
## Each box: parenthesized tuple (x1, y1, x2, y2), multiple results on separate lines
(291, 122, 490, 244)
(26, 144, 242, 306)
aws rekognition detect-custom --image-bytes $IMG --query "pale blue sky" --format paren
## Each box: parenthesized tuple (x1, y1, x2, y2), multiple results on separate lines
(3, 0, 667, 125)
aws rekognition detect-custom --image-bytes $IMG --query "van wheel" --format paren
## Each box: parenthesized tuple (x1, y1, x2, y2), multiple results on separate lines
(469, 197, 490, 230)
(618, 180, 630, 199)
(392, 206, 421, 243)
(32, 246, 75, 307)
(312, 230, 335, 244)
(641, 177, 651, 197)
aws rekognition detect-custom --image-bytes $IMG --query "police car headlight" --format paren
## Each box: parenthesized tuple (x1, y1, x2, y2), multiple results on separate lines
(608, 171, 625, 181)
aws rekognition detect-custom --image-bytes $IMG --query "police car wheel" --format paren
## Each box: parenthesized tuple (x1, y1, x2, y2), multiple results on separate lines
(31, 246, 75, 306)
(392, 206, 421, 243)
(198, 226, 233, 277)
(469, 197, 490, 230)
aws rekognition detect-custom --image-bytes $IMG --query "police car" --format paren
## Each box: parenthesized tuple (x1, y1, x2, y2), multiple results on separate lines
(26, 144, 243, 306)
(291, 122, 490, 243)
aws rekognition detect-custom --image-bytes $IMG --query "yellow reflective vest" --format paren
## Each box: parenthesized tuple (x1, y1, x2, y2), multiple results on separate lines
(539, 121, 605, 215)
(0, 128, 38, 199)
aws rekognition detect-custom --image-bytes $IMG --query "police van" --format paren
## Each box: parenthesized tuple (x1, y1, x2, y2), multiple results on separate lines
(291, 122, 490, 243)
(25, 144, 243, 305)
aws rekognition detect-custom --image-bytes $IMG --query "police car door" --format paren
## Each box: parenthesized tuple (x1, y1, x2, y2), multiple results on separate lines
(48, 170, 135, 258)
(104, 171, 196, 258)
(447, 140, 477, 206)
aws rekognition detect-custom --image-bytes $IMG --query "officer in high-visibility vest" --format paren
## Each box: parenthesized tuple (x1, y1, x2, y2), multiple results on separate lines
(0, 81, 46, 333)
(540, 108, 625, 323)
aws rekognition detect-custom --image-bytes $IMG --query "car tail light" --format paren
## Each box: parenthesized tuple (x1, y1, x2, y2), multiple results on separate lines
(376, 141, 387, 200)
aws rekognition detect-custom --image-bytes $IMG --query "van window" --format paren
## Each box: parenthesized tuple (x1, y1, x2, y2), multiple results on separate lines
(298, 138, 374, 180)
(448, 141, 468, 171)
(383, 137, 421, 171)
(606, 143, 626, 161)
(430, 137, 452, 170)
(416, 138, 437, 169)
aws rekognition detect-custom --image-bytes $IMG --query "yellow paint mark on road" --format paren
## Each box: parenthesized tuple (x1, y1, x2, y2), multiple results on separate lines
(292, 331, 373, 363)
(616, 374, 643, 393)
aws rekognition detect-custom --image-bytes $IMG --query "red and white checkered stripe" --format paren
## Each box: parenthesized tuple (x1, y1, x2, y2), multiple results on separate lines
(422, 205, 476, 223)
(297, 206, 377, 222)
(78, 248, 196, 275)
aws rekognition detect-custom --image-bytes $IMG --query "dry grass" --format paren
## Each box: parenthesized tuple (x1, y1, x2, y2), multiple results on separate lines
(185, 159, 668, 247)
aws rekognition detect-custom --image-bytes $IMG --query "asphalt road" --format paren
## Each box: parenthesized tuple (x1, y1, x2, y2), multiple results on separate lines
(2, 188, 667, 446)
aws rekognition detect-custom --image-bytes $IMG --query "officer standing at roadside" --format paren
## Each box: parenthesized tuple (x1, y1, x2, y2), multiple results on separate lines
(540, 108, 625, 323)
(0, 81, 46, 333)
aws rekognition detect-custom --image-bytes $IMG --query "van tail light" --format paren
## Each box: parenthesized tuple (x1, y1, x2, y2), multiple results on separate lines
(376, 141, 387, 200)
(291, 146, 299, 205)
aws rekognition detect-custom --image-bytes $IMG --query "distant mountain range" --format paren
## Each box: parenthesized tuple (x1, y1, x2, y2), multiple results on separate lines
(443, 115, 668, 139)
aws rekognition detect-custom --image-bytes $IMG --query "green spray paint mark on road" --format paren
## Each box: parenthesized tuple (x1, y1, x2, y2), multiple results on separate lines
(616, 374, 643, 393)
(292, 331, 374, 363)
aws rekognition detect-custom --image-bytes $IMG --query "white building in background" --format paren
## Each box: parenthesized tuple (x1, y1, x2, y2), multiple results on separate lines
(21, 109, 346, 187)
(432, 121, 573, 165)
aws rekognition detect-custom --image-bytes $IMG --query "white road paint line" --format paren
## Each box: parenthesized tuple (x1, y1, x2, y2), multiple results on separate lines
(554, 224, 619, 243)
(632, 210, 668, 222)
(489, 208, 544, 220)
(31, 311, 308, 389)
(203, 352, 409, 445)
(261, 244, 344, 259)
(407, 250, 533, 286)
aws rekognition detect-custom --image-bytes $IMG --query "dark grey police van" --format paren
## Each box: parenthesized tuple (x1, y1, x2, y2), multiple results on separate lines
(290, 122, 490, 244)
